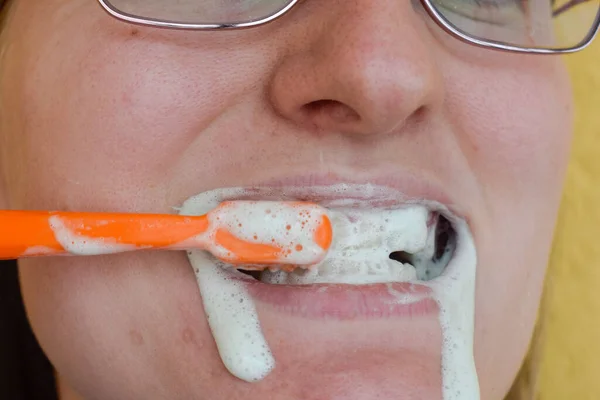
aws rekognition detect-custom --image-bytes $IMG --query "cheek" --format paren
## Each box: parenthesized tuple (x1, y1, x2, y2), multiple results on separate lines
(12, 43, 207, 210)
(19, 253, 224, 399)
(5, 14, 275, 212)
(447, 59, 573, 195)
(446, 59, 573, 397)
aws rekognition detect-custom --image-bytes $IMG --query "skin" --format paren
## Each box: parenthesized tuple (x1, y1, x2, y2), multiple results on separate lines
(0, 0, 573, 399)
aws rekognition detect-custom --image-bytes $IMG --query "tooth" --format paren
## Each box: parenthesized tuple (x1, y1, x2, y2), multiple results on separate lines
(257, 206, 432, 285)
(260, 269, 288, 284)
(254, 206, 438, 285)
(386, 259, 417, 281)
(384, 207, 430, 253)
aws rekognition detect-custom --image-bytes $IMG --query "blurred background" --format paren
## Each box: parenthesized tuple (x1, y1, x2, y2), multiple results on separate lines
(509, 35, 600, 400)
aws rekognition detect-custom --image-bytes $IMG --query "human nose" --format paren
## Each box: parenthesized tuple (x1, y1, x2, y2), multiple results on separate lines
(269, 0, 444, 137)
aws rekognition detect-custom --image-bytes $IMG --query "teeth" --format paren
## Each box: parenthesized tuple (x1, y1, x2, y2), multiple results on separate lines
(229, 205, 457, 284)
(260, 259, 418, 285)
(329, 207, 430, 255)
(258, 205, 432, 285)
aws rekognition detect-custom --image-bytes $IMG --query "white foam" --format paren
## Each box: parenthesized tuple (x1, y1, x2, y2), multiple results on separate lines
(263, 206, 428, 285)
(261, 258, 418, 285)
(21, 245, 59, 256)
(48, 215, 137, 256)
(181, 194, 275, 383)
(423, 219, 479, 400)
(181, 184, 479, 400)
(188, 250, 275, 382)
(205, 201, 329, 265)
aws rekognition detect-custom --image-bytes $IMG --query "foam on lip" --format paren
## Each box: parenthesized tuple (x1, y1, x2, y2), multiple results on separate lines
(181, 184, 479, 400)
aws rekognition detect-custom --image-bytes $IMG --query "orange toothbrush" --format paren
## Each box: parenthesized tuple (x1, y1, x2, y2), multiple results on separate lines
(0, 201, 333, 267)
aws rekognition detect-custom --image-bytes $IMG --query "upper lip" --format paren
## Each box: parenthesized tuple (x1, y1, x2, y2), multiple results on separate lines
(196, 170, 465, 219)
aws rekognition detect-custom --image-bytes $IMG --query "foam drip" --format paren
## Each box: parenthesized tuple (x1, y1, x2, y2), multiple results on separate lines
(181, 191, 275, 383)
(424, 219, 479, 400)
(188, 250, 275, 382)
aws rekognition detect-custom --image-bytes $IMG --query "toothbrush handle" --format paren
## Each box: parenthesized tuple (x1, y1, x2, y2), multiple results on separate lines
(0, 210, 209, 260)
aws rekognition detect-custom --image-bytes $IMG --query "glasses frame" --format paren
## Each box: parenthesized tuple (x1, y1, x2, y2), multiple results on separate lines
(97, 0, 600, 54)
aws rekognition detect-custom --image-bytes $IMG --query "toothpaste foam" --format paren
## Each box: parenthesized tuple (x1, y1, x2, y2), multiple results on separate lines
(181, 184, 479, 400)
(424, 219, 479, 400)
(49, 215, 138, 255)
(263, 206, 428, 285)
(181, 190, 275, 382)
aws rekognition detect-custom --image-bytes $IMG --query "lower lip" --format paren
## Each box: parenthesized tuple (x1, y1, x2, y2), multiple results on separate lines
(240, 278, 437, 320)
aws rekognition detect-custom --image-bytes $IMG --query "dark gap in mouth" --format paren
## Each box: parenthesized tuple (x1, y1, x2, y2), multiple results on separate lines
(433, 215, 455, 262)
(389, 251, 413, 264)
(238, 270, 262, 280)
(389, 214, 457, 281)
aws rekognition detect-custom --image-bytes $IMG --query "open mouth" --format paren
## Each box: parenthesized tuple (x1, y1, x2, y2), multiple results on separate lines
(218, 207, 457, 285)
(181, 184, 477, 388)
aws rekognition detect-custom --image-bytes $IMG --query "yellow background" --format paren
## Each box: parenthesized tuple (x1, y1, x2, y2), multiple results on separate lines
(531, 38, 600, 399)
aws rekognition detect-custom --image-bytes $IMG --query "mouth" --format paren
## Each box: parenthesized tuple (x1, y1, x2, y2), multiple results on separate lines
(206, 190, 457, 323)
(180, 183, 477, 386)
(188, 184, 458, 286)
(234, 210, 456, 285)
(183, 184, 461, 313)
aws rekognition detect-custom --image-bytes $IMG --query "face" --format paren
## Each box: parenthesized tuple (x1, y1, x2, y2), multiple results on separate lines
(0, 0, 573, 399)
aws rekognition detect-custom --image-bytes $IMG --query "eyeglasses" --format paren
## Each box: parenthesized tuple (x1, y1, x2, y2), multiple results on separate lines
(97, 0, 600, 54)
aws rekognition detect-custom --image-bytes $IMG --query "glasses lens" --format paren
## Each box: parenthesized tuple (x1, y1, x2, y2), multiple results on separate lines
(431, 0, 600, 49)
(102, 0, 294, 25)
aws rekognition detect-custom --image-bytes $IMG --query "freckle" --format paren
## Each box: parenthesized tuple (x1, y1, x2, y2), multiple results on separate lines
(129, 329, 144, 346)
(130, 28, 139, 36)
(182, 328, 195, 344)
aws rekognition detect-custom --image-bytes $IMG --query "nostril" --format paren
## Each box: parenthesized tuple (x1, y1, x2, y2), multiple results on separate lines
(302, 100, 361, 124)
